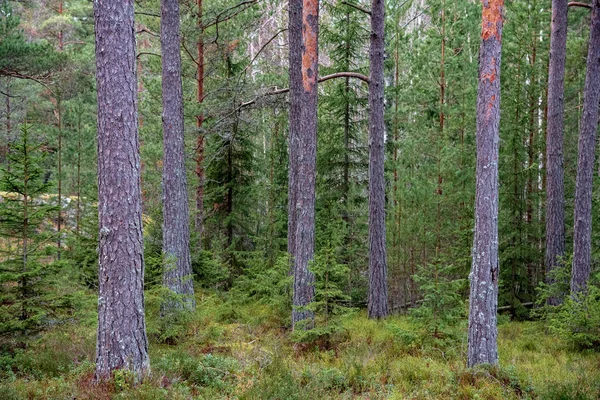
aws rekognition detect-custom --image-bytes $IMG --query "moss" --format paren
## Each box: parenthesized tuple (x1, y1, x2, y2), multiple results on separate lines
(1, 290, 599, 399)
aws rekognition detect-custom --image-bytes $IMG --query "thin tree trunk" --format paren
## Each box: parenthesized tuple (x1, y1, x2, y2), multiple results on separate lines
(288, 0, 302, 266)
(56, 97, 62, 260)
(161, 0, 196, 312)
(544, 0, 568, 304)
(292, 0, 318, 329)
(94, 0, 150, 380)
(368, 0, 388, 319)
(467, 0, 504, 368)
(571, 0, 600, 294)
(76, 111, 82, 235)
(195, 0, 205, 248)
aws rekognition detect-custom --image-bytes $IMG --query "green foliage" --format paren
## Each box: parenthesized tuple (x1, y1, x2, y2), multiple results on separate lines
(548, 283, 600, 350)
(155, 352, 238, 390)
(0, 125, 60, 335)
(411, 263, 466, 337)
(0, 1, 63, 79)
(145, 285, 194, 345)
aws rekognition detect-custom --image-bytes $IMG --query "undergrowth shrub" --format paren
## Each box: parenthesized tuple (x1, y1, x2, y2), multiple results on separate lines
(155, 352, 238, 390)
(537, 262, 600, 350)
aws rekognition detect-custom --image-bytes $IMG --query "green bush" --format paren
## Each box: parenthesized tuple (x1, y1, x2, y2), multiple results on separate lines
(549, 284, 600, 350)
(155, 352, 238, 390)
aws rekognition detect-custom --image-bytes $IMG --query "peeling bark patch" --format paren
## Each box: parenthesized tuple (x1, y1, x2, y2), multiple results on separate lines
(481, 0, 504, 41)
(302, 0, 318, 93)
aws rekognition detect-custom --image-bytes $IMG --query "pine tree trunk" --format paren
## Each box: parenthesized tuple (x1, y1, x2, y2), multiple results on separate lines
(161, 0, 195, 312)
(94, 0, 150, 380)
(544, 0, 568, 304)
(292, 0, 318, 329)
(287, 0, 302, 264)
(368, 0, 388, 319)
(195, 0, 205, 248)
(571, 0, 600, 294)
(467, 0, 504, 368)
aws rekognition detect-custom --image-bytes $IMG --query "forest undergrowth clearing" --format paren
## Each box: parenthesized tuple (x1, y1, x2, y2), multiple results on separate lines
(0, 290, 598, 399)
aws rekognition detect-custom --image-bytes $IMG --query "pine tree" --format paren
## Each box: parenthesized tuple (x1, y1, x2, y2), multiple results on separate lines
(160, 0, 195, 312)
(93, 0, 149, 380)
(571, 0, 600, 294)
(467, 0, 504, 368)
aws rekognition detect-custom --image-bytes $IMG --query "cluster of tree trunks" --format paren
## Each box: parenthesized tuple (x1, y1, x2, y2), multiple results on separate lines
(89, 0, 600, 380)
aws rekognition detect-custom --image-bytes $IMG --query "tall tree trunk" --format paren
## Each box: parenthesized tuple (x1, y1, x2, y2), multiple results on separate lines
(292, 0, 318, 329)
(195, 0, 205, 248)
(93, 0, 150, 380)
(161, 0, 196, 312)
(571, 0, 600, 294)
(76, 111, 82, 235)
(288, 0, 302, 264)
(544, 0, 568, 304)
(467, 0, 504, 368)
(368, 0, 388, 319)
(56, 97, 62, 260)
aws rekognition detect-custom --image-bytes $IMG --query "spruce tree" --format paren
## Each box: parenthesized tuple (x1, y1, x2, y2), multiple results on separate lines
(0, 124, 57, 335)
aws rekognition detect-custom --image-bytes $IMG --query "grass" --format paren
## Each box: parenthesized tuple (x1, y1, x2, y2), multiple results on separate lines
(0, 290, 598, 399)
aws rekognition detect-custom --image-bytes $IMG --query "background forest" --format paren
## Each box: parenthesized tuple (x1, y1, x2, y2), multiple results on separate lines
(0, 0, 600, 398)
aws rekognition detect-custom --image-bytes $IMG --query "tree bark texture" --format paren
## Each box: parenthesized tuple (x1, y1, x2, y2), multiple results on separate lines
(292, 0, 318, 329)
(287, 0, 302, 262)
(195, 0, 205, 247)
(368, 0, 388, 319)
(571, 0, 600, 294)
(161, 0, 195, 311)
(468, 0, 504, 368)
(544, 0, 568, 304)
(94, 0, 150, 380)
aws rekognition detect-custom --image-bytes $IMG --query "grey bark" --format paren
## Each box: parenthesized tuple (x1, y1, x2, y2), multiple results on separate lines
(571, 0, 600, 294)
(368, 0, 388, 319)
(160, 0, 195, 311)
(467, 0, 504, 368)
(545, 0, 568, 305)
(292, 0, 318, 329)
(94, 0, 150, 380)
(287, 0, 302, 264)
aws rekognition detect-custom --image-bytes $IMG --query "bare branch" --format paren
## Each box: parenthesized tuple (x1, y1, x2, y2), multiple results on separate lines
(568, 1, 592, 8)
(136, 27, 159, 37)
(203, 0, 258, 29)
(236, 72, 369, 110)
(341, 1, 371, 15)
(134, 11, 160, 18)
(241, 28, 287, 75)
(136, 52, 161, 59)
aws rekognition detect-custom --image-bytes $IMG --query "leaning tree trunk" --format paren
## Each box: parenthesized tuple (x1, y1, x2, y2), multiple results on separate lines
(467, 0, 504, 368)
(368, 0, 388, 319)
(94, 0, 150, 380)
(161, 0, 195, 312)
(571, 0, 600, 294)
(544, 0, 568, 305)
(292, 0, 318, 330)
(287, 0, 302, 265)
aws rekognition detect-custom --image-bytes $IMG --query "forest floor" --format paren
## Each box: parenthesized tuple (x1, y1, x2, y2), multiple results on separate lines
(0, 290, 598, 400)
